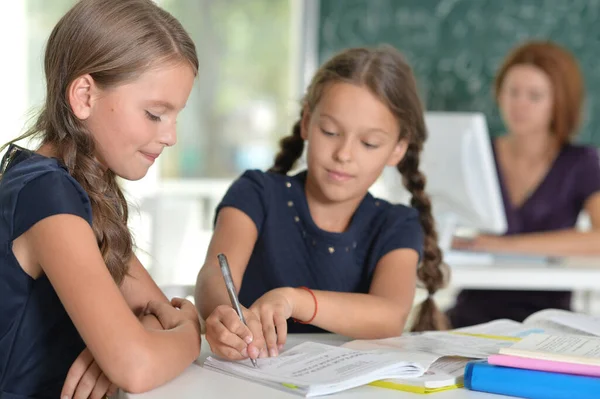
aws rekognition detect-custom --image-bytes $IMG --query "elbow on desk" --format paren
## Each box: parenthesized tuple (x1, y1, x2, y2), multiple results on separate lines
(103, 336, 197, 394)
(100, 341, 156, 394)
(376, 318, 406, 339)
(350, 312, 407, 340)
(115, 367, 154, 394)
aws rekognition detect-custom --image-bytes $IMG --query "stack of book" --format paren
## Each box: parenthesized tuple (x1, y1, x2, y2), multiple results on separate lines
(465, 333, 600, 399)
(343, 308, 600, 394)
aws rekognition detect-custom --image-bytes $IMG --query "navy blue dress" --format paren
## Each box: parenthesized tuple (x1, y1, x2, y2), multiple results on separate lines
(0, 145, 92, 399)
(216, 169, 424, 333)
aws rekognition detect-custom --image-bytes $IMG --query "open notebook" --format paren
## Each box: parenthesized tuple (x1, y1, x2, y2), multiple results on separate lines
(343, 328, 518, 394)
(203, 341, 438, 397)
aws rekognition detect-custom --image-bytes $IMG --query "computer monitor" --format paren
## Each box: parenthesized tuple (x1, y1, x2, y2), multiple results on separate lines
(382, 111, 507, 252)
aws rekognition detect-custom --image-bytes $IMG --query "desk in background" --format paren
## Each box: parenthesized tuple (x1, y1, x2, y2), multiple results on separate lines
(448, 255, 600, 314)
(121, 334, 513, 399)
(449, 255, 600, 291)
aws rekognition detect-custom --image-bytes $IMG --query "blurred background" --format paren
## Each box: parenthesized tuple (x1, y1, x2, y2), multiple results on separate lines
(2, 0, 600, 311)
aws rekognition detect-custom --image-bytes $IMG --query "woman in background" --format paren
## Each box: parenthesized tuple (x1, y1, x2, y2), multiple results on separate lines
(449, 41, 600, 328)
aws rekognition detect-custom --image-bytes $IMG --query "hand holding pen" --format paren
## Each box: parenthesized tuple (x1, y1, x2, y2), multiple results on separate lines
(204, 254, 265, 365)
(217, 253, 258, 368)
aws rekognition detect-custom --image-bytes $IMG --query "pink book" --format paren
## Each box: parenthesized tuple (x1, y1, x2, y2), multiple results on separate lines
(488, 354, 600, 377)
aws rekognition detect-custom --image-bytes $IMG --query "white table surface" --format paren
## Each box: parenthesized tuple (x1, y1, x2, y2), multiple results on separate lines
(449, 255, 600, 291)
(122, 334, 513, 399)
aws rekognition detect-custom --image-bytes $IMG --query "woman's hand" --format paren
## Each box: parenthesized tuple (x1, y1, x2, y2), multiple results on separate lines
(205, 305, 266, 361)
(249, 287, 296, 357)
(452, 234, 509, 252)
(61, 347, 118, 399)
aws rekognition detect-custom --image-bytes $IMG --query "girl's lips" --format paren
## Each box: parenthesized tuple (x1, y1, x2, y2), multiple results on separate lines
(327, 169, 354, 182)
(140, 151, 160, 162)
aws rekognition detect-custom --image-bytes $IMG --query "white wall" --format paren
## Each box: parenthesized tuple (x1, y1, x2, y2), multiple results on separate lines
(0, 2, 28, 146)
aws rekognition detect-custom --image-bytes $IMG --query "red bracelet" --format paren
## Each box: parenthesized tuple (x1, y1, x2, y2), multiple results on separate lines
(292, 286, 318, 324)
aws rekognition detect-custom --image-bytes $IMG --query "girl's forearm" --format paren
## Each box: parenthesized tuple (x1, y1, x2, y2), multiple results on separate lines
(286, 288, 408, 339)
(102, 321, 200, 393)
(195, 268, 234, 319)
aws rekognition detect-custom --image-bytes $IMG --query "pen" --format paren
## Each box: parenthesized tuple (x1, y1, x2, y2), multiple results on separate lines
(217, 253, 258, 368)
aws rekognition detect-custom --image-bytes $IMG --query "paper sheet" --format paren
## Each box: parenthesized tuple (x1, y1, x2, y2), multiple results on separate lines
(455, 319, 544, 337)
(548, 313, 600, 336)
(505, 334, 600, 359)
(204, 342, 428, 387)
(523, 309, 600, 336)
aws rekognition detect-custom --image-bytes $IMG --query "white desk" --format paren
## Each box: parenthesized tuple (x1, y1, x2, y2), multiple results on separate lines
(448, 256, 600, 291)
(122, 334, 511, 399)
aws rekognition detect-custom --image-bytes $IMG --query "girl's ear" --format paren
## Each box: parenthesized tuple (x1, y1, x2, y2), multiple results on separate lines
(387, 139, 408, 166)
(67, 74, 97, 120)
(300, 105, 310, 140)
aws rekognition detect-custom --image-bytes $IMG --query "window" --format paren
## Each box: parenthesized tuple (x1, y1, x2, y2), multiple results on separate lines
(160, 0, 301, 178)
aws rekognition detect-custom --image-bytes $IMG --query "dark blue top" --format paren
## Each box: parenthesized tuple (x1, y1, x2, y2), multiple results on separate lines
(216, 169, 424, 333)
(448, 143, 600, 328)
(0, 145, 92, 399)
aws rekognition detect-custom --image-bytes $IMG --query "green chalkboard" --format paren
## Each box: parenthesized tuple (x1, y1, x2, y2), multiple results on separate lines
(319, 0, 600, 145)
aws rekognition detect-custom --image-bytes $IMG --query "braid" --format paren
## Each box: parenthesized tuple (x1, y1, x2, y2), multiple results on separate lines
(55, 131, 133, 285)
(399, 143, 451, 331)
(268, 110, 305, 175)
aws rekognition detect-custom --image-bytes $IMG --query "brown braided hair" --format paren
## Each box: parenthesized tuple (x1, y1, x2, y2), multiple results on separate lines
(269, 46, 450, 331)
(0, 0, 198, 285)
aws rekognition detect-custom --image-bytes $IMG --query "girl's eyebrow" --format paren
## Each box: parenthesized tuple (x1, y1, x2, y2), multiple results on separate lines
(320, 113, 391, 136)
(146, 100, 185, 111)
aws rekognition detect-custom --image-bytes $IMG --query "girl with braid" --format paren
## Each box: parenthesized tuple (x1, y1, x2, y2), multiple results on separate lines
(0, 1, 200, 397)
(196, 46, 449, 363)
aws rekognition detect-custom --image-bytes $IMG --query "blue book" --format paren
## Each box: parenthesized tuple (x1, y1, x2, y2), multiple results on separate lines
(464, 360, 600, 399)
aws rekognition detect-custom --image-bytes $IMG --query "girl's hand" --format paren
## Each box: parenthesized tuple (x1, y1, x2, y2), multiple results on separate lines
(61, 347, 118, 399)
(144, 297, 200, 332)
(249, 288, 295, 357)
(145, 297, 202, 358)
(205, 305, 265, 361)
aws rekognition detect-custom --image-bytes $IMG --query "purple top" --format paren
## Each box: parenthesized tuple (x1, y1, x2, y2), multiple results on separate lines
(448, 142, 600, 328)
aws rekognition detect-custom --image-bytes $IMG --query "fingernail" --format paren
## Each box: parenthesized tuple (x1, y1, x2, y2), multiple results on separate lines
(278, 344, 284, 351)
(269, 348, 278, 357)
(241, 347, 248, 357)
(248, 346, 260, 358)
(244, 336, 253, 345)
(259, 348, 268, 358)
(62, 396, 70, 399)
